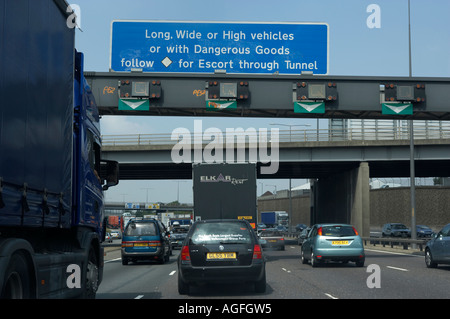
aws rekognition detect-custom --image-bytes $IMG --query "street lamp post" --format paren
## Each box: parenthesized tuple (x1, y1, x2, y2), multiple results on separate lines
(141, 187, 153, 205)
(408, 0, 417, 247)
(175, 181, 187, 203)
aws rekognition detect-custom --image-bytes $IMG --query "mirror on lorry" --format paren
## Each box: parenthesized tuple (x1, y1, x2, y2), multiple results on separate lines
(100, 160, 119, 190)
(102, 216, 108, 242)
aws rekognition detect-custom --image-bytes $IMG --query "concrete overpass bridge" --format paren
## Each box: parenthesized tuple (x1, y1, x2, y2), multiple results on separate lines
(101, 125, 450, 180)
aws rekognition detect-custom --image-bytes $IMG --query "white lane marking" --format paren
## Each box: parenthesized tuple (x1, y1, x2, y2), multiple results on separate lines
(387, 266, 408, 272)
(325, 293, 338, 299)
(281, 268, 291, 273)
(169, 270, 176, 276)
(135, 295, 144, 299)
(105, 257, 121, 263)
(365, 248, 422, 257)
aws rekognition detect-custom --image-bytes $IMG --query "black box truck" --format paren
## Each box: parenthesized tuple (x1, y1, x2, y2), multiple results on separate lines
(192, 163, 257, 228)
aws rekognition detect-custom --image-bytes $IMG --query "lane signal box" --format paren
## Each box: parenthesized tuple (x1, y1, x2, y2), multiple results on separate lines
(119, 80, 162, 99)
(207, 81, 249, 100)
(384, 83, 425, 103)
(295, 82, 338, 102)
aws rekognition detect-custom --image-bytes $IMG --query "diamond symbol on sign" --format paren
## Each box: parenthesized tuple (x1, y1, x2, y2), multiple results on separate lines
(161, 57, 172, 68)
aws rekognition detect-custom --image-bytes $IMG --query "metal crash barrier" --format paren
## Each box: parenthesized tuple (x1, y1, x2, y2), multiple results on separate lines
(361, 237, 431, 252)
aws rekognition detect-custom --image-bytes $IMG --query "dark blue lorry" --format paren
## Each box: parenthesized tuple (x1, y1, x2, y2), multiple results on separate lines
(0, 0, 119, 298)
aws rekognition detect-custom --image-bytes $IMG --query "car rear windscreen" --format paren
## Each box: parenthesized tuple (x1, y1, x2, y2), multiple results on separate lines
(322, 225, 356, 237)
(125, 222, 157, 236)
(260, 230, 283, 237)
(191, 222, 252, 244)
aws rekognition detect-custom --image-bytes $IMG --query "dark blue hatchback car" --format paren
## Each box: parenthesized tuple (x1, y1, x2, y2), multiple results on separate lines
(121, 218, 171, 265)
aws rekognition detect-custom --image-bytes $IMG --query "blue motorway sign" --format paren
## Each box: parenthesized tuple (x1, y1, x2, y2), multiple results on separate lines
(110, 21, 329, 75)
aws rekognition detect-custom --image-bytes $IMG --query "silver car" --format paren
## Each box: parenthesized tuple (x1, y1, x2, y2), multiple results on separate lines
(425, 223, 450, 268)
(301, 224, 365, 267)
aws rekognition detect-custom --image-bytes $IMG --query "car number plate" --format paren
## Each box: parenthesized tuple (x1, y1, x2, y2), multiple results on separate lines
(332, 241, 349, 245)
(207, 252, 236, 260)
(134, 243, 148, 247)
(268, 240, 277, 243)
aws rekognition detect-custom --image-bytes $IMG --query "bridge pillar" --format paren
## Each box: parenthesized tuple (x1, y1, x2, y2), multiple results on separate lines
(310, 162, 370, 237)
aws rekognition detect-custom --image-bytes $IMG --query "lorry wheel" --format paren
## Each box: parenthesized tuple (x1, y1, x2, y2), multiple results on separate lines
(1, 252, 33, 299)
(83, 247, 98, 299)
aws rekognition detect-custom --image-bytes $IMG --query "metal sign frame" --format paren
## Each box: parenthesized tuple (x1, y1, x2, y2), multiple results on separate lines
(86, 72, 450, 121)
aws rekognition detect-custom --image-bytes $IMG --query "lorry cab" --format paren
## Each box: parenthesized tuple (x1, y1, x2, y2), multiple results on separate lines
(72, 51, 118, 234)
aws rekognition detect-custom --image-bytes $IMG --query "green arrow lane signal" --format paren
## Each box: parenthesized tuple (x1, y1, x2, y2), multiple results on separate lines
(119, 99, 150, 111)
(294, 101, 325, 114)
(382, 102, 413, 115)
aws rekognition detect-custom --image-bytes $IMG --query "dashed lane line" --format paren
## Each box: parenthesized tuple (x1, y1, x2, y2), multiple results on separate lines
(105, 257, 121, 263)
(386, 266, 409, 272)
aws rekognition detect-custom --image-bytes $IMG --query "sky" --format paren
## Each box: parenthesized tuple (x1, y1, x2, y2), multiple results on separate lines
(72, 0, 450, 204)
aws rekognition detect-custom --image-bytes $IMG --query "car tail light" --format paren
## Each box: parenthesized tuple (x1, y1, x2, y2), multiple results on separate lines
(148, 241, 162, 247)
(121, 241, 161, 247)
(253, 244, 263, 259)
(181, 245, 190, 261)
(317, 227, 323, 236)
(352, 227, 359, 236)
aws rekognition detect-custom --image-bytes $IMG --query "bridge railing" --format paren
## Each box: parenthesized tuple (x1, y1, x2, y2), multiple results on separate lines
(102, 123, 450, 146)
